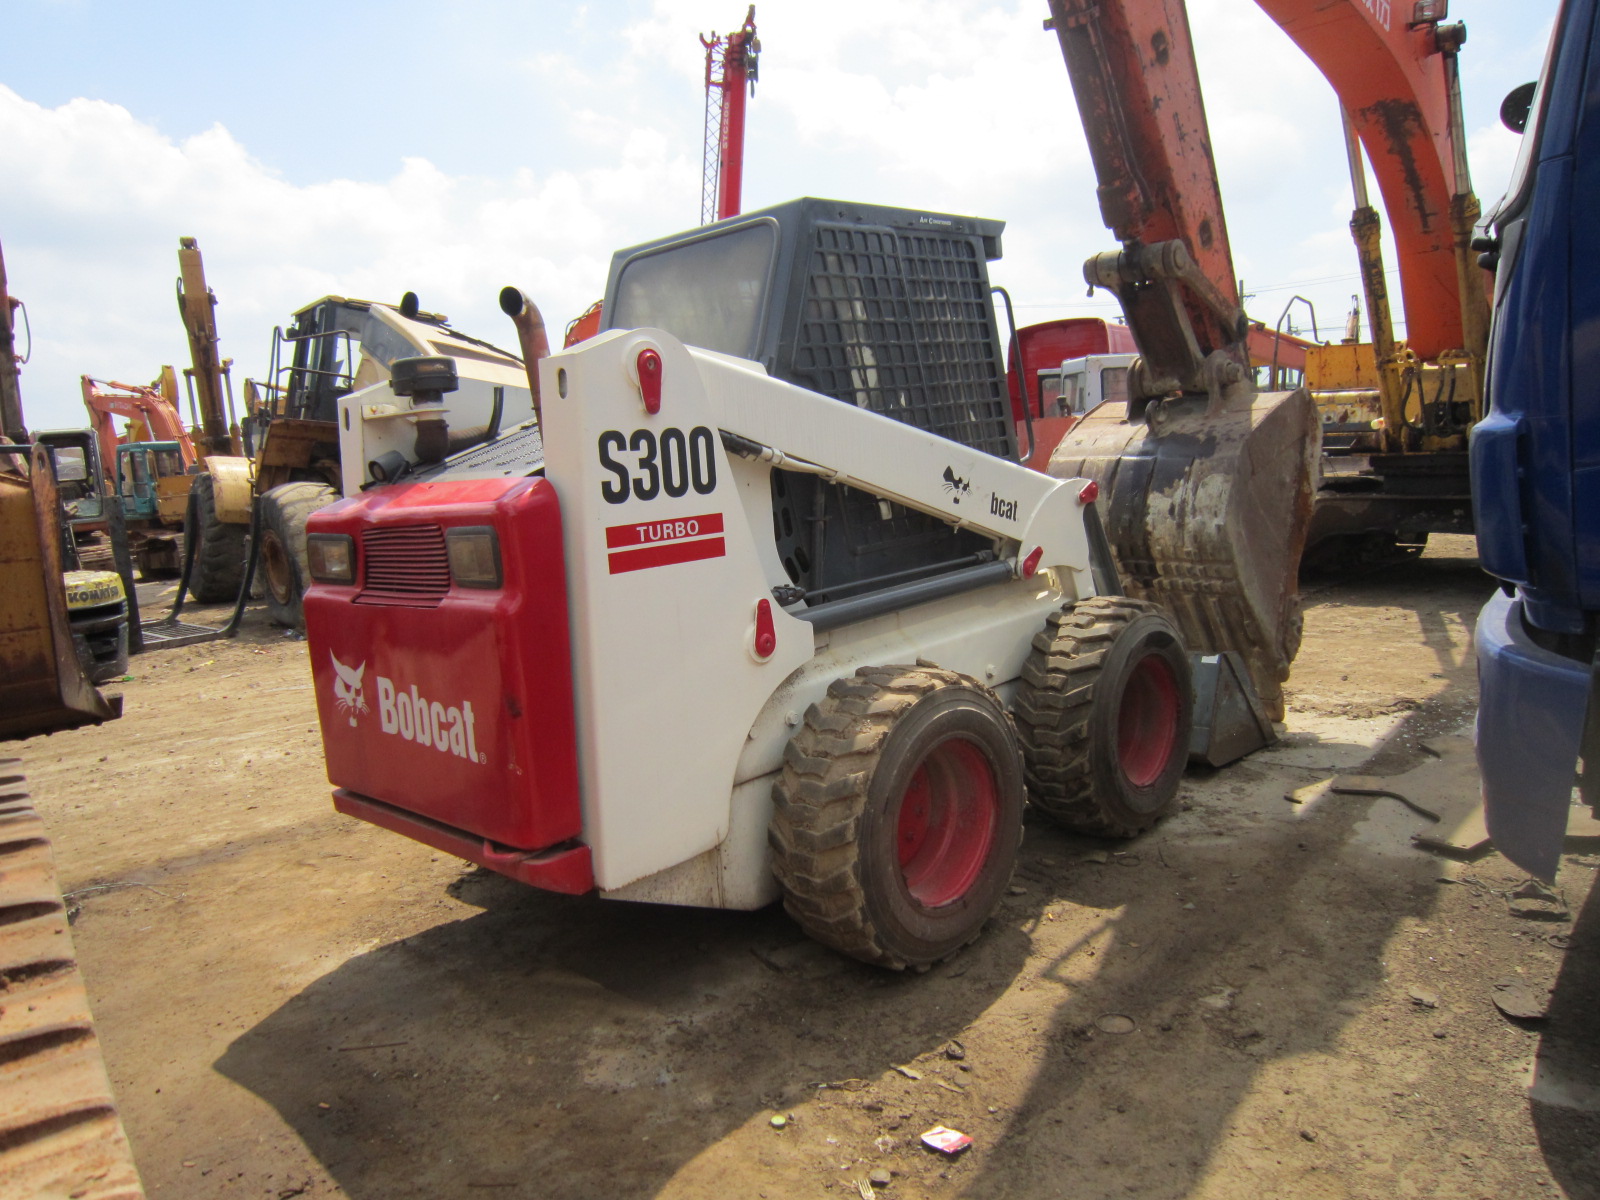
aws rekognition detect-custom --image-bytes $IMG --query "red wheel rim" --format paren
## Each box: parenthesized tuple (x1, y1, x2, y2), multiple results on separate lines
(895, 737, 999, 908)
(1117, 653, 1181, 788)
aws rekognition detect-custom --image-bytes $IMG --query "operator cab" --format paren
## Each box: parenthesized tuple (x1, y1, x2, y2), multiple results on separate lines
(604, 197, 1015, 604)
(34, 429, 106, 524)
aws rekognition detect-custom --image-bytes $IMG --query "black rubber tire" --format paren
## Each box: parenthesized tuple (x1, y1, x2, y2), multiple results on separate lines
(769, 665, 1025, 970)
(1014, 597, 1193, 838)
(184, 473, 247, 603)
(258, 481, 339, 630)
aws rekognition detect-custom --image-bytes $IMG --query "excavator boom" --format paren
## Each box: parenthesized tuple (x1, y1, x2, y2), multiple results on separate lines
(176, 236, 238, 457)
(1254, 0, 1486, 364)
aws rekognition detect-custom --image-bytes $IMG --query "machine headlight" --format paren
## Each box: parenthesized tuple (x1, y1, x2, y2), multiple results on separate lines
(446, 526, 502, 589)
(307, 533, 356, 584)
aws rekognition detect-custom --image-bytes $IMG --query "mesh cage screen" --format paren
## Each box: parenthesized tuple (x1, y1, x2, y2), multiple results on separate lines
(790, 223, 1011, 458)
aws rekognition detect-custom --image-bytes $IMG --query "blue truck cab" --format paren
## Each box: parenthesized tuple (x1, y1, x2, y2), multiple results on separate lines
(1473, 0, 1600, 878)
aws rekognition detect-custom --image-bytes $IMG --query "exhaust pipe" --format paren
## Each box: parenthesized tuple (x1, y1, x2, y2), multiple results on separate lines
(499, 287, 551, 431)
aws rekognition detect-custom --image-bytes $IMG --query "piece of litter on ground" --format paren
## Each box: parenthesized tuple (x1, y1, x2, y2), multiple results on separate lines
(1548, 933, 1573, 950)
(1491, 978, 1549, 1021)
(1081, 850, 1109, 864)
(856, 1181, 875, 1200)
(935, 1080, 965, 1095)
(921, 1126, 972, 1155)
(869, 1167, 893, 1187)
(1198, 988, 1236, 1011)
(1095, 1013, 1137, 1034)
(943, 1041, 965, 1060)
(769, 1114, 788, 1129)
(1330, 775, 1441, 821)
(1285, 781, 1329, 805)
(1007, 884, 1027, 895)
(874, 1136, 896, 1153)
(1407, 988, 1440, 1009)
(893, 1065, 922, 1080)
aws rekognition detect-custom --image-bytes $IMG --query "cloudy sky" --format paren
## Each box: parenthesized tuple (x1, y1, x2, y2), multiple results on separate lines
(3, 0, 1555, 432)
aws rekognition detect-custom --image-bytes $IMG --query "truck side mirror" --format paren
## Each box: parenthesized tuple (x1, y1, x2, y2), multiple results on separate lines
(1501, 82, 1536, 134)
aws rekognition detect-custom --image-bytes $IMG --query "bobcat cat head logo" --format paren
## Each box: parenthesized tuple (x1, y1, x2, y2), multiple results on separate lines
(330, 652, 369, 727)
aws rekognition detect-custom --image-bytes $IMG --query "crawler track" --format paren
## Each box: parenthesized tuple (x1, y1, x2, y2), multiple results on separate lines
(0, 759, 144, 1199)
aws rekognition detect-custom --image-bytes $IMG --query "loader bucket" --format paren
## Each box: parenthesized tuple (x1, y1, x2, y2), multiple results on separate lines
(1048, 386, 1320, 721)
(0, 444, 121, 740)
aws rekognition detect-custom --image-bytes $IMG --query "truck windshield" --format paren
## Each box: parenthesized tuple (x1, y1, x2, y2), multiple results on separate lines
(610, 221, 777, 359)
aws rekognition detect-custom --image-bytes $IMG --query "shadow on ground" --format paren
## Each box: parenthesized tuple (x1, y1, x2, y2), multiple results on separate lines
(216, 877, 1030, 1199)
(1534, 868, 1600, 1198)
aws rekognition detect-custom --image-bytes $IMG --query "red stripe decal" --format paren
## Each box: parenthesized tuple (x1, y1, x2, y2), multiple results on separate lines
(608, 537, 727, 575)
(605, 512, 725, 549)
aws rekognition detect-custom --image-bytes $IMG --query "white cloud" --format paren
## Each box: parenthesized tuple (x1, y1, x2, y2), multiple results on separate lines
(0, 0, 1561, 436)
(0, 84, 701, 431)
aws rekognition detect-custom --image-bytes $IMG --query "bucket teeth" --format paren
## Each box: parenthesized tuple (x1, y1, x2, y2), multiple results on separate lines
(1048, 386, 1321, 722)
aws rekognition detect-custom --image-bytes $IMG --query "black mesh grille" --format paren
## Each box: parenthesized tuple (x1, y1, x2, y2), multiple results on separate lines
(357, 525, 450, 607)
(791, 224, 1011, 458)
(417, 421, 543, 479)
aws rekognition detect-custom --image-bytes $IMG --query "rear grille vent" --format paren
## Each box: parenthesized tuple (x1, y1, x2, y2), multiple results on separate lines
(357, 524, 450, 607)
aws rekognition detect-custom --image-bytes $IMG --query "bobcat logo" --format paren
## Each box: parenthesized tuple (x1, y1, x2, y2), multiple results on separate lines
(330, 652, 369, 727)
(941, 466, 971, 503)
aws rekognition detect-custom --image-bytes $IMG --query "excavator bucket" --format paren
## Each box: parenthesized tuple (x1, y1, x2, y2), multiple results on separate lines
(1049, 385, 1321, 722)
(0, 444, 121, 739)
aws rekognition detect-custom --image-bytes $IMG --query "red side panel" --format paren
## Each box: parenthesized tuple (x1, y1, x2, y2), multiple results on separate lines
(304, 476, 581, 853)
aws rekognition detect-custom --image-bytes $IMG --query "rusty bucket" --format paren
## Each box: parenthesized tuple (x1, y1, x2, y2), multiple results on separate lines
(1049, 384, 1320, 721)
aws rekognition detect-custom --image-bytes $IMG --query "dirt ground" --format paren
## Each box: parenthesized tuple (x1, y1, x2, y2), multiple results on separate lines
(15, 536, 1600, 1199)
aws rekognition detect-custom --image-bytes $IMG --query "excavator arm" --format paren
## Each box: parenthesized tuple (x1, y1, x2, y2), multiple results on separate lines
(1042, 0, 1322, 722)
(176, 236, 239, 457)
(81, 375, 198, 479)
(1046, 0, 1249, 400)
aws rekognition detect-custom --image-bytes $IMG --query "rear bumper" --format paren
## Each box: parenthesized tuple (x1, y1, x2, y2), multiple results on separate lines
(334, 788, 595, 894)
(1475, 589, 1589, 879)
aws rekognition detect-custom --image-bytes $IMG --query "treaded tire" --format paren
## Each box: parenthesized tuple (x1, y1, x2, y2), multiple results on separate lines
(1014, 597, 1192, 837)
(184, 473, 247, 603)
(769, 665, 1025, 970)
(258, 481, 338, 630)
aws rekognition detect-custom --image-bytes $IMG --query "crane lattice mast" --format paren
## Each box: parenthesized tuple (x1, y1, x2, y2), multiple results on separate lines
(700, 7, 759, 226)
